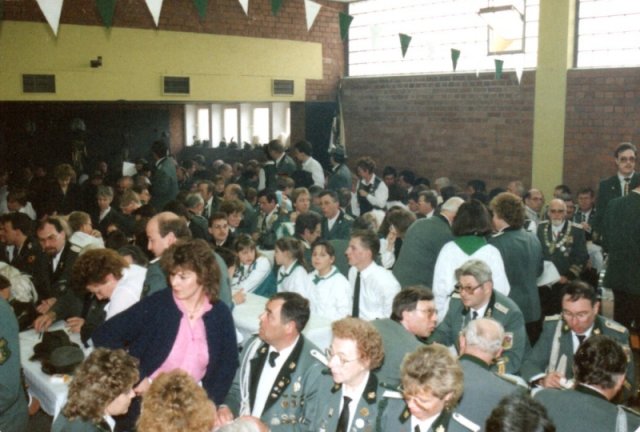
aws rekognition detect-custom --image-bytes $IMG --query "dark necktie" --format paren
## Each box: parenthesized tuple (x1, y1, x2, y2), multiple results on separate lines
(624, 177, 631, 196)
(336, 396, 352, 432)
(577, 334, 586, 345)
(471, 310, 478, 320)
(352, 272, 361, 318)
(414, 426, 421, 432)
(268, 351, 280, 367)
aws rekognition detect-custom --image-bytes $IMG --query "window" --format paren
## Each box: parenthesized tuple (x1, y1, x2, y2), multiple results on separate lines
(576, 0, 640, 68)
(252, 107, 270, 145)
(197, 108, 210, 144)
(224, 108, 238, 144)
(348, 0, 539, 77)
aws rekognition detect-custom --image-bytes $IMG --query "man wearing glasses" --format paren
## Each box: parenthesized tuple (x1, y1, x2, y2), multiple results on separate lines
(429, 259, 527, 375)
(521, 281, 635, 400)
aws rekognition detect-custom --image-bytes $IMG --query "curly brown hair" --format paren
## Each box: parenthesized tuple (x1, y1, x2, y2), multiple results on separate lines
(401, 344, 463, 408)
(490, 192, 526, 229)
(63, 348, 139, 423)
(331, 317, 384, 370)
(160, 239, 221, 301)
(72, 248, 128, 289)
(137, 370, 216, 432)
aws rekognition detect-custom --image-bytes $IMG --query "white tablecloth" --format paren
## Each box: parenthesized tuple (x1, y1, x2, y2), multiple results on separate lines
(232, 293, 333, 349)
(20, 322, 90, 417)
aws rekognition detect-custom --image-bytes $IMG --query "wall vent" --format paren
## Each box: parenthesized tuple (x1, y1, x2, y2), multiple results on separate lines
(163, 76, 190, 95)
(23, 74, 56, 93)
(272, 79, 294, 96)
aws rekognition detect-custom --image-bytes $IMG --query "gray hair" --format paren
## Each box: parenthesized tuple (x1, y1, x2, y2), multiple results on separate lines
(462, 318, 504, 356)
(454, 259, 493, 285)
(441, 196, 464, 214)
(217, 418, 260, 432)
(96, 185, 114, 198)
(184, 193, 205, 209)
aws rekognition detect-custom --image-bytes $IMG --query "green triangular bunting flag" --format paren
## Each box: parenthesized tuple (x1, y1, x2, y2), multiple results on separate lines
(494, 59, 504, 80)
(451, 49, 460, 71)
(339, 12, 353, 41)
(272, 0, 282, 15)
(192, 0, 208, 19)
(96, 0, 117, 28)
(399, 33, 412, 58)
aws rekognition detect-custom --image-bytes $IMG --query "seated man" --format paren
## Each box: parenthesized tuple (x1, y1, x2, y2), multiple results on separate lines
(521, 280, 635, 400)
(371, 286, 437, 387)
(208, 211, 234, 249)
(429, 259, 528, 374)
(255, 190, 288, 250)
(217, 292, 323, 430)
(456, 319, 524, 428)
(320, 190, 353, 241)
(534, 335, 640, 430)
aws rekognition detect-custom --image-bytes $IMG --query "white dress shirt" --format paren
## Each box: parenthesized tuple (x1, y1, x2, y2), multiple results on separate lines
(348, 262, 400, 320)
(306, 266, 352, 320)
(277, 261, 309, 298)
(302, 157, 325, 188)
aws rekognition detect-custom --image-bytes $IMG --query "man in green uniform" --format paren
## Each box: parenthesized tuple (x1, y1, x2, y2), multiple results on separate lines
(320, 190, 353, 241)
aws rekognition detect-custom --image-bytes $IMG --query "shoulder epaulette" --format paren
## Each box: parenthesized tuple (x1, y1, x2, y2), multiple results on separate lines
(452, 412, 481, 432)
(491, 231, 504, 238)
(570, 222, 584, 230)
(538, 220, 550, 226)
(381, 390, 403, 399)
(620, 405, 640, 417)
(343, 213, 354, 221)
(451, 293, 461, 299)
(545, 314, 561, 321)
(604, 319, 627, 333)
(494, 302, 509, 314)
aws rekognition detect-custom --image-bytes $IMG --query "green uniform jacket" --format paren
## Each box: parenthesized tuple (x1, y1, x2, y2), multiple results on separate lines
(488, 227, 543, 323)
(537, 221, 589, 279)
(429, 291, 529, 374)
(535, 385, 640, 431)
(321, 210, 354, 241)
(377, 397, 479, 432)
(603, 193, 640, 295)
(224, 335, 323, 431)
(51, 413, 111, 432)
(310, 372, 384, 432)
(593, 173, 640, 244)
(0, 297, 28, 432)
(370, 319, 423, 388)
(149, 156, 179, 211)
(327, 164, 352, 192)
(393, 215, 453, 289)
(520, 315, 636, 397)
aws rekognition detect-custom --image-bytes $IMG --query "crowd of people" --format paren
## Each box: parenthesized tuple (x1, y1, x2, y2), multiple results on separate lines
(1, 137, 639, 432)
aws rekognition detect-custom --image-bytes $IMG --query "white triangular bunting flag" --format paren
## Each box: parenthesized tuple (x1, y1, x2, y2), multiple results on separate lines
(515, 54, 524, 84)
(304, 0, 321, 31)
(145, 0, 164, 27)
(35, 0, 64, 36)
(238, 0, 249, 15)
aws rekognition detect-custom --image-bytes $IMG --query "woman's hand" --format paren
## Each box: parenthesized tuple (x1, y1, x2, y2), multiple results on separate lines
(233, 289, 246, 305)
(134, 377, 152, 395)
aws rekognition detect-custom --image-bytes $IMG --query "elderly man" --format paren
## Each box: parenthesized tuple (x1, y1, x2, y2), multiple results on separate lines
(347, 229, 401, 320)
(393, 196, 464, 288)
(371, 286, 437, 387)
(489, 192, 543, 343)
(217, 292, 323, 430)
(535, 335, 640, 430)
(456, 319, 524, 428)
(536, 198, 588, 317)
(429, 260, 528, 374)
(521, 281, 635, 400)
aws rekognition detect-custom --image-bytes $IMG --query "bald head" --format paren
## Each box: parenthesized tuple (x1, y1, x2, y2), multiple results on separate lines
(146, 211, 191, 257)
(459, 318, 505, 365)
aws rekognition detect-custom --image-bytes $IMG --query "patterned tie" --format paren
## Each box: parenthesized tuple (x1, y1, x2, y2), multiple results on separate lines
(352, 272, 361, 318)
(624, 177, 631, 196)
(336, 396, 352, 432)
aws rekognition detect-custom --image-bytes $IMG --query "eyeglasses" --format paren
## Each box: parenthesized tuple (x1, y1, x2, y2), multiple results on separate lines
(414, 307, 437, 317)
(325, 348, 360, 366)
(454, 282, 484, 295)
(548, 209, 566, 214)
(619, 156, 636, 163)
(562, 310, 592, 321)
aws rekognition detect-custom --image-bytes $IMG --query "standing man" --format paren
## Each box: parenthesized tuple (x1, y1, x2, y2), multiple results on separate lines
(320, 190, 353, 241)
(149, 140, 178, 211)
(259, 140, 297, 192)
(217, 292, 323, 430)
(536, 198, 588, 318)
(351, 157, 388, 216)
(523, 188, 544, 232)
(415, 190, 438, 219)
(346, 229, 401, 320)
(593, 142, 639, 244)
(520, 281, 635, 400)
(393, 197, 463, 288)
(293, 140, 325, 188)
(327, 147, 351, 192)
(371, 286, 437, 387)
(429, 260, 528, 374)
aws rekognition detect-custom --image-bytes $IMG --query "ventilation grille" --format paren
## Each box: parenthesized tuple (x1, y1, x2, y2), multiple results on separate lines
(272, 79, 294, 96)
(23, 74, 56, 93)
(163, 76, 190, 95)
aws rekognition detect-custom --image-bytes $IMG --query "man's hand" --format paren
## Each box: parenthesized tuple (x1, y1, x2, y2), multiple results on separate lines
(216, 406, 235, 427)
(65, 317, 85, 333)
(34, 311, 56, 332)
(134, 378, 152, 395)
(540, 372, 565, 389)
(36, 298, 57, 314)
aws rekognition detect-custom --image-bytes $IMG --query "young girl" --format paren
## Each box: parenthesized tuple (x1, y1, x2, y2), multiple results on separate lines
(274, 237, 309, 297)
(231, 235, 273, 304)
(307, 240, 351, 320)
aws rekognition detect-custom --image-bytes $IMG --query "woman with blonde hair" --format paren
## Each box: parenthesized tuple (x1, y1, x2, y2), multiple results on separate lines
(137, 370, 216, 432)
(52, 348, 139, 432)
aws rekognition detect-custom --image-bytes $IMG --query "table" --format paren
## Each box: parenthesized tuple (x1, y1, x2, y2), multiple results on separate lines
(19, 322, 90, 417)
(232, 293, 333, 349)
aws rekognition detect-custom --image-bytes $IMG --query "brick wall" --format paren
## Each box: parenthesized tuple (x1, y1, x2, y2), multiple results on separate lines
(564, 68, 640, 192)
(341, 71, 536, 191)
(4, 0, 346, 101)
